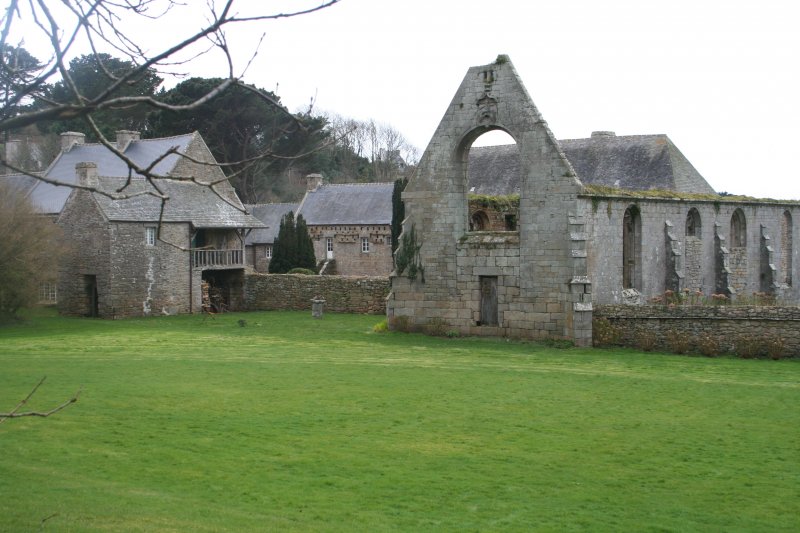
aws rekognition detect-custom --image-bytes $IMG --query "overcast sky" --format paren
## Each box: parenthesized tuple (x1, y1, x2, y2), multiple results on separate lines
(13, 0, 800, 199)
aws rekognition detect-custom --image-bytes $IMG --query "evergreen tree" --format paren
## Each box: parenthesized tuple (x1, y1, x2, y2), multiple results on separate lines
(295, 214, 317, 270)
(268, 211, 297, 273)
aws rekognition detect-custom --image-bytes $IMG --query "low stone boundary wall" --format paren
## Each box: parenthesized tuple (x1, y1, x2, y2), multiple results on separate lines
(244, 274, 389, 315)
(595, 304, 800, 357)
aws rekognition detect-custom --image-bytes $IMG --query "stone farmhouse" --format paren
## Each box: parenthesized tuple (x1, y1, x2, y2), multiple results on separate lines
(388, 55, 800, 346)
(246, 175, 394, 277)
(4, 130, 263, 317)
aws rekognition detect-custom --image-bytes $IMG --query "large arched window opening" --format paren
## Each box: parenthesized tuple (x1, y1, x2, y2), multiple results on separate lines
(781, 211, 793, 286)
(622, 205, 642, 290)
(684, 208, 703, 290)
(464, 129, 519, 232)
(730, 209, 747, 248)
(686, 208, 701, 237)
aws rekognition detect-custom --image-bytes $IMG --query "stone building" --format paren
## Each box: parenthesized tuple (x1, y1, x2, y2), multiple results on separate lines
(388, 55, 800, 345)
(33, 130, 265, 317)
(246, 175, 394, 277)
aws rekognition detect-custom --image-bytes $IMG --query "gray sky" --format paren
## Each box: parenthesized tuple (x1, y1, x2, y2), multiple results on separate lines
(13, 0, 800, 199)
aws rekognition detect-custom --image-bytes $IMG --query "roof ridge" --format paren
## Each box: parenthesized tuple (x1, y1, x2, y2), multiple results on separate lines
(66, 132, 196, 149)
(558, 133, 668, 142)
(319, 181, 394, 188)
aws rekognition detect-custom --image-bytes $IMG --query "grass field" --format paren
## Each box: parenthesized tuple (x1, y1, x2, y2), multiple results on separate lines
(1, 309, 798, 532)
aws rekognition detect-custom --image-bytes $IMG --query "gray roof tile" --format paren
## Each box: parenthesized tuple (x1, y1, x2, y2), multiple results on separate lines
(297, 182, 393, 225)
(90, 177, 264, 228)
(29, 134, 195, 214)
(244, 203, 298, 244)
(468, 134, 716, 195)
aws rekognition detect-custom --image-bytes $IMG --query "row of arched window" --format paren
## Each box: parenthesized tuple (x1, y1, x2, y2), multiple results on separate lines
(623, 207, 794, 289)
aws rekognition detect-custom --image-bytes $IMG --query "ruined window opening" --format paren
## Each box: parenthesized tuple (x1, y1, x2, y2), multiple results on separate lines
(465, 129, 519, 233)
(622, 205, 642, 290)
(731, 209, 747, 247)
(686, 208, 701, 237)
(504, 213, 517, 231)
(781, 211, 793, 286)
(470, 210, 489, 231)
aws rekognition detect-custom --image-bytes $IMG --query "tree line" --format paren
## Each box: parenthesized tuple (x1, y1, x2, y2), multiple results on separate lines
(1, 45, 417, 204)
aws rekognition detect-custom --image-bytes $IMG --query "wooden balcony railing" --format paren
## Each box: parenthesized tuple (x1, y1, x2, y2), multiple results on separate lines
(192, 249, 243, 268)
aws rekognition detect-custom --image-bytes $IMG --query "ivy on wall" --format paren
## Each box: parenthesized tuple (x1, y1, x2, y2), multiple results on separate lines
(394, 224, 425, 282)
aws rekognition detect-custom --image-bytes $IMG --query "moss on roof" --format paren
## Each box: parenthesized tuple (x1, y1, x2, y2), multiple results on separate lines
(580, 184, 797, 205)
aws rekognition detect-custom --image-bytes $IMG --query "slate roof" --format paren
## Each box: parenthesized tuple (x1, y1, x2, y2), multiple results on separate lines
(296, 182, 393, 225)
(243, 203, 298, 245)
(468, 133, 716, 195)
(25, 133, 195, 214)
(88, 177, 264, 228)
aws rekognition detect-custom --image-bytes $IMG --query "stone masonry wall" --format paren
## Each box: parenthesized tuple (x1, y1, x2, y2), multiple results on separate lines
(309, 224, 393, 276)
(595, 304, 800, 356)
(108, 221, 192, 317)
(584, 196, 800, 304)
(245, 274, 389, 314)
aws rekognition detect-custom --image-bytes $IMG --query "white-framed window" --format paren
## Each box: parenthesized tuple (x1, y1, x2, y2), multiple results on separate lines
(145, 226, 156, 246)
(265, 245, 272, 259)
(361, 237, 370, 253)
(326, 237, 334, 253)
(39, 282, 57, 303)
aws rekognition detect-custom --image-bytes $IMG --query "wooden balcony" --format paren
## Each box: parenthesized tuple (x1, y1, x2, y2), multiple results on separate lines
(192, 249, 244, 269)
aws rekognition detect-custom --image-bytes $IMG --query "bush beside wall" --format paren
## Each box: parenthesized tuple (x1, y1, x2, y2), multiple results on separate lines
(244, 274, 389, 314)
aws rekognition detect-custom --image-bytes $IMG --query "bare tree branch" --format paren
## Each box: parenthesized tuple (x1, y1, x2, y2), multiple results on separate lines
(0, 377, 81, 424)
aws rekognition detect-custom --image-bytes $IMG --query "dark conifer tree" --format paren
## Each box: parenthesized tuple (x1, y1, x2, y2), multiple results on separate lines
(295, 214, 317, 271)
(268, 211, 297, 273)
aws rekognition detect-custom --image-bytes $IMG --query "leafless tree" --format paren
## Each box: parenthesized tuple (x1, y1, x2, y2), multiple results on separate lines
(0, 376, 80, 425)
(0, 0, 339, 205)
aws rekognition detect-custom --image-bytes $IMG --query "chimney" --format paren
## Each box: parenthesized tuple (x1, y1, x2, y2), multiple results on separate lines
(60, 131, 85, 152)
(76, 162, 98, 188)
(115, 130, 140, 151)
(591, 131, 616, 139)
(305, 173, 323, 191)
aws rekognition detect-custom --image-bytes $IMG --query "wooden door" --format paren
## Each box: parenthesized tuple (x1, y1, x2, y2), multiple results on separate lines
(480, 276, 498, 326)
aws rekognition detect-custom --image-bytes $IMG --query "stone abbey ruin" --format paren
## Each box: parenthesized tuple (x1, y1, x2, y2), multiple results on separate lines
(387, 56, 799, 346)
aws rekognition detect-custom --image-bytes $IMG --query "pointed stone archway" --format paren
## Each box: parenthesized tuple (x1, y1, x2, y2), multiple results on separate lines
(388, 55, 592, 346)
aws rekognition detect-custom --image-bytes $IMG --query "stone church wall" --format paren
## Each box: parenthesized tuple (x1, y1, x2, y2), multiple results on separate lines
(583, 195, 800, 304)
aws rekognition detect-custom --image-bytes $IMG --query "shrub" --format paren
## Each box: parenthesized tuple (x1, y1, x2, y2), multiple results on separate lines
(372, 320, 388, 333)
(694, 334, 720, 357)
(764, 336, 786, 360)
(424, 317, 448, 337)
(390, 315, 412, 333)
(665, 329, 689, 354)
(637, 331, 657, 352)
(592, 318, 622, 347)
(445, 330, 460, 338)
(735, 335, 761, 359)
(287, 268, 316, 275)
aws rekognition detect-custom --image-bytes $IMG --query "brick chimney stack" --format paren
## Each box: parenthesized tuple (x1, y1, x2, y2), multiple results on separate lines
(115, 130, 140, 151)
(305, 173, 323, 192)
(60, 132, 85, 152)
(75, 162, 98, 188)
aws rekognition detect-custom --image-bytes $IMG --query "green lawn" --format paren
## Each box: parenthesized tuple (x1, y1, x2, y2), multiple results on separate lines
(1, 309, 798, 532)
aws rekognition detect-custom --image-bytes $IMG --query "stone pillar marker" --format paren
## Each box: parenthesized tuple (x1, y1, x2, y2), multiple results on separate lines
(311, 296, 325, 318)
